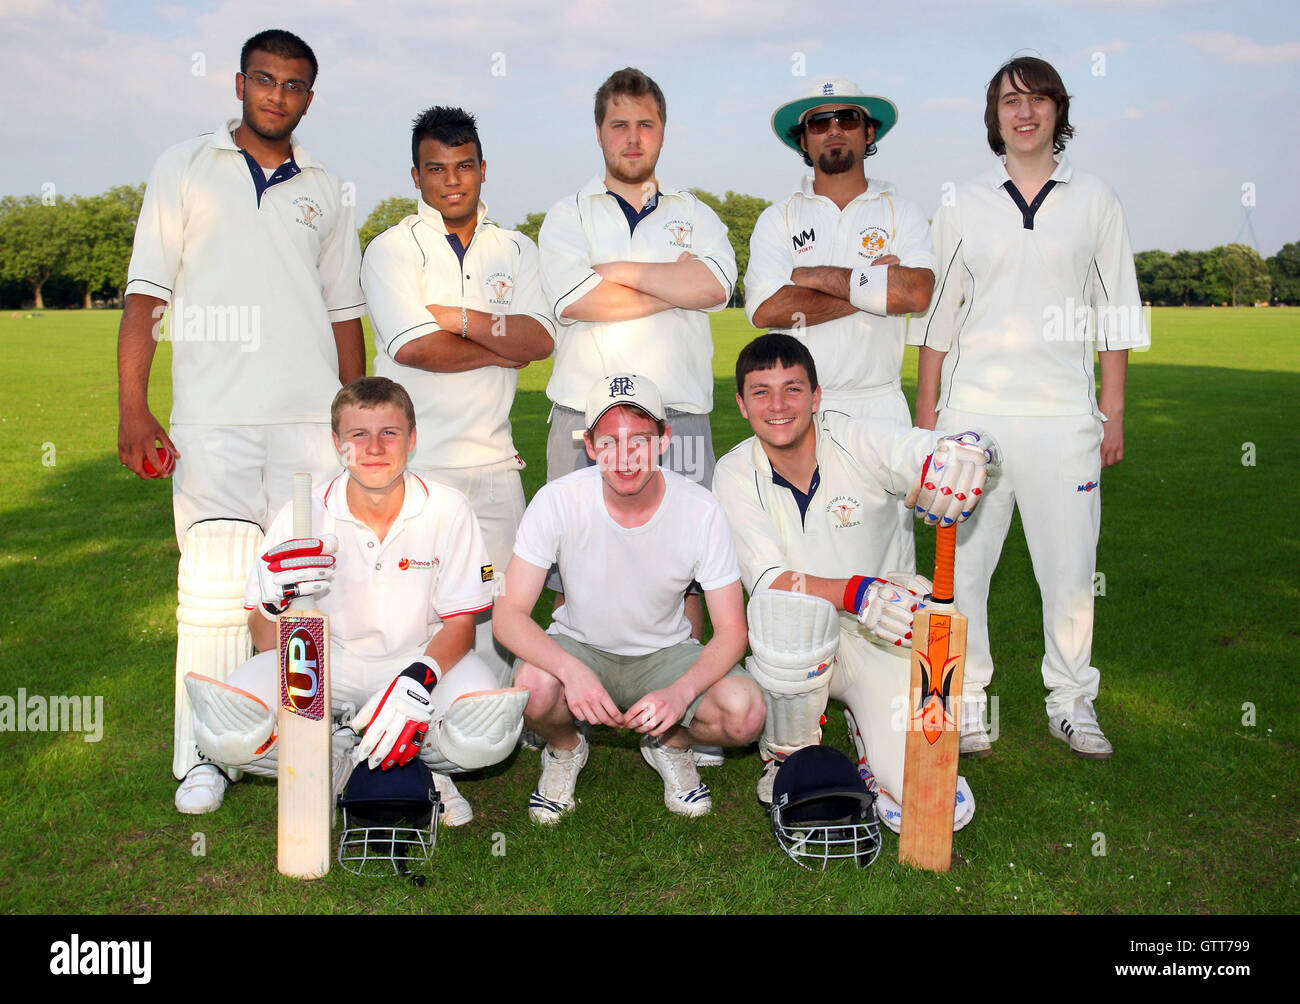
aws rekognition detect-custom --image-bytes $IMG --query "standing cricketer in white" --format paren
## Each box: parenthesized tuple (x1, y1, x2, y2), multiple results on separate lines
(361, 105, 554, 688)
(746, 77, 938, 572)
(912, 56, 1148, 759)
(116, 29, 365, 814)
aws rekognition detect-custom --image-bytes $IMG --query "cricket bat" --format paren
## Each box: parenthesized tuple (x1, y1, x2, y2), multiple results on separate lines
(898, 522, 965, 872)
(276, 473, 332, 879)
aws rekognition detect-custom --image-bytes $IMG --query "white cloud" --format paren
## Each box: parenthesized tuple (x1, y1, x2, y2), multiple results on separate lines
(1181, 31, 1300, 64)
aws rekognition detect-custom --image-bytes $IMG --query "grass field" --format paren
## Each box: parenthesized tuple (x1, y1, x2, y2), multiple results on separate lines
(0, 306, 1296, 917)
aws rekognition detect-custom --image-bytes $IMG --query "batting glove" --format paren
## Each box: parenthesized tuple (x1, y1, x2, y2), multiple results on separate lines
(846, 573, 934, 647)
(353, 658, 442, 771)
(256, 535, 338, 618)
(906, 430, 1002, 527)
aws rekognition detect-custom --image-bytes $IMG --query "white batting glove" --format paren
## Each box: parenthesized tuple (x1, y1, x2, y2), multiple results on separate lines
(256, 535, 338, 618)
(906, 431, 1002, 527)
(854, 573, 933, 648)
(352, 658, 441, 772)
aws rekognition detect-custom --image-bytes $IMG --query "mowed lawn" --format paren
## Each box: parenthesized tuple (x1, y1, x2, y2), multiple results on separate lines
(0, 307, 1296, 915)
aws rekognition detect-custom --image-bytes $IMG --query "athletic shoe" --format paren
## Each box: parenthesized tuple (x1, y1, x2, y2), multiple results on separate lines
(1049, 708, 1113, 759)
(640, 736, 712, 817)
(875, 788, 903, 834)
(693, 744, 725, 767)
(432, 772, 474, 827)
(960, 721, 993, 759)
(174, 764, 228, 814)
(756, 757, 781, 806)
(529, 735, 588, 825)
(875, 777, 976, 834)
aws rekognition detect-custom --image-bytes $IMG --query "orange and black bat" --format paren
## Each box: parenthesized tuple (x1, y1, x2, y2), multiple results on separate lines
(899, 523, 965, 872)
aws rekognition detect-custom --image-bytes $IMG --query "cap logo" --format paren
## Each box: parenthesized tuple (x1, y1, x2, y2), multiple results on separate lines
(609, 376, 635, 398)
(822, 82, 834, 95)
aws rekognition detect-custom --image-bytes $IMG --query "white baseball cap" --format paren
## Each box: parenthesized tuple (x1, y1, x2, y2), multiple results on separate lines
(584, 373, 665, 430)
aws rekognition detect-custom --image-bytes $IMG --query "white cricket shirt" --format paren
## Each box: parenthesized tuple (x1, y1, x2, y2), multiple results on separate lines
(125, 120, 365, 425)
(539, 177, 736, 413)
(712, 411, 934, 630)
(745, 177, 935, 398)
(912, 156, 1149, 417)
(245, 471, 493, 663)
(512, 467, 741, 656)
(362, 200, 555, 469)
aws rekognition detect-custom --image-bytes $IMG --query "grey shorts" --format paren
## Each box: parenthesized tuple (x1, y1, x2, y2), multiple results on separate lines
(516, 633, 748, 728)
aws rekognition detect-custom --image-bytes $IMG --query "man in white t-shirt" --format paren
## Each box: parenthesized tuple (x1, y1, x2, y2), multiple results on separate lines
(538, 66, 737, 639)
(493, 375, 763, 823)
(361, 105, 555, 686)
(182, 377, 528, 827)
(116, 29, 365, 815)
(746, 77, 937, 571)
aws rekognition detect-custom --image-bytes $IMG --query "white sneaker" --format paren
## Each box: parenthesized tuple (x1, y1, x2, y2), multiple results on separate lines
(692, 745, 725, 767)
(1049, 709, 1113, 760)
(432, 772, 473, 826)
(641, 737, 712, 817)
(876, 777, 975, 833)
(756, 757, 781, 806)
(174, 764, 228, 814)
(960, 721, 993, 759)
(529, 736, 588, 825)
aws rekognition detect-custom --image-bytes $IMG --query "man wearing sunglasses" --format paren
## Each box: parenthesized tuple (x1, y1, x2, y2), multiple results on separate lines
(118, 28, 365, 815)
(745, 78, 936, 570)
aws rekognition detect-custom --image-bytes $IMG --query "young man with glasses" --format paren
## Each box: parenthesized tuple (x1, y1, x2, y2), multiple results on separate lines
(117, 28, 365, 815)
(745, 78, 937, 570)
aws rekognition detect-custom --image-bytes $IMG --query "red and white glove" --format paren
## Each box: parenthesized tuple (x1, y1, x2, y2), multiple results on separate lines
(846, 573, 933, 647)
(256, 535, 338, 618)
(353, 657, 441, 771)
(906, 431, 1002, 527)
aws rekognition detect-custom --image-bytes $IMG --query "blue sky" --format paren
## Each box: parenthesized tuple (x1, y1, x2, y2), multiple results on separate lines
(4, 0, 1297, 255)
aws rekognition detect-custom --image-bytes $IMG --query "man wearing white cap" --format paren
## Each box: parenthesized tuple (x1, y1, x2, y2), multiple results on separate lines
(493, 374, 763, 824)
(745, 78, 937, 568)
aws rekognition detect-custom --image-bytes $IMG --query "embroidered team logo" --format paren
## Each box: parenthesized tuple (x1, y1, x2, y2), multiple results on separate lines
(1076, 481, 1099, 493)
(791, 228, 816, 255)
(293, 197, 323, 231)
(397, 557, 437, 570)
(858, 226, 889, 259)
(827, 494, 862, 528)
(481, 564, 494, 583)
(608, 375, 636, 398)
(665, 220, 693, 248)
(485, 271, 514, 306)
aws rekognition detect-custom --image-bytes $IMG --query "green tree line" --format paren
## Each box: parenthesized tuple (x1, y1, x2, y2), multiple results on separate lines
(4, 183, 1299, 310)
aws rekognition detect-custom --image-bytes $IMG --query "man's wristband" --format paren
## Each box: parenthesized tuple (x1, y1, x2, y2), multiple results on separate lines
(848, 266, 890, 316)
(844, 575, 872, 615)
(399, 656, 441, 694)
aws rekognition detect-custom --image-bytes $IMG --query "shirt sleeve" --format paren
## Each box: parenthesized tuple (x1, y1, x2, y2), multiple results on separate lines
(839, 415, 938, 500)
(317, 175, 366, 322)
(360, 223, 440, 359)
(743, 203, 792, 326)
(693, 495, 742, 592)
(910, 201, 969, 349)
(124, 145, 186, 303)
(431, 493, 495, 620)
(891, 195, 937, 273)
(688, 199, 737, 312)
(510, 232, 558, 338)
(511, 483, 562, 572)
(711, 454, 793, 594)
(538, 196, 601, 327)
(1088, 187, 1149, 352)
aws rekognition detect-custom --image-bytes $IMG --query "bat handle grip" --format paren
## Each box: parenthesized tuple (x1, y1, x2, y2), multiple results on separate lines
(290, 473, 313, 610)
(932, 523, 956, 605)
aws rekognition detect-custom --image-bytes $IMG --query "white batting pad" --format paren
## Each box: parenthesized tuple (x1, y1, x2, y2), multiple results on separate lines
(174, 520, 263, 779)
(184, 672, 275, 769)
(420, 687, 529, 774)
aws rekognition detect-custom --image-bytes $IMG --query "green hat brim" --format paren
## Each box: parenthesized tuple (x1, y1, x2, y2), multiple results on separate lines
(772, 95, 899, 155)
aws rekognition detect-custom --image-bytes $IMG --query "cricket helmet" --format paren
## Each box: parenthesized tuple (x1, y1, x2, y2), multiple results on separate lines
(769, 745, 881, 870)
(337, 759, 440, 877)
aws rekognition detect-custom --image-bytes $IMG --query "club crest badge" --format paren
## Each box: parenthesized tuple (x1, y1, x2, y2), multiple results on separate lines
(858, 227, 889, 259)
(485, 272, 514, 307)
(665, 220, 693, 248)
(293, 197, 323, 231)
(827, 494, 862, 529)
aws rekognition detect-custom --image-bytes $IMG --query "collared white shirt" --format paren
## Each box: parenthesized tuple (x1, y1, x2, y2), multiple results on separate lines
(361, 199, 555, 469)
(539, 176, 736, 413)
(712, 411, 933, 631)
(745, 176, 935, 398)
(245, 471, 493, 663)
(126, 120, 365, 425)
(912, 156, 1149, 417)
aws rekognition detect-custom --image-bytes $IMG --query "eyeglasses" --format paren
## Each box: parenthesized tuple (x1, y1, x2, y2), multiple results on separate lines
(239, 71, 311, 97)
(804, 109, 867, 134)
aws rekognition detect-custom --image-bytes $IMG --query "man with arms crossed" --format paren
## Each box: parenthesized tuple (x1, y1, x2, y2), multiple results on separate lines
(182, 377, 528, 826)
(746, 77, 937, 568)
(116, 29, 365, 814)
(538, 67, 736, 642)
(494, 375, 764, 823)
(714, 334, 996, 832)
(362, 105, 554, 686)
